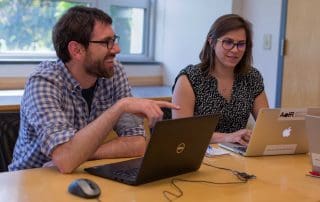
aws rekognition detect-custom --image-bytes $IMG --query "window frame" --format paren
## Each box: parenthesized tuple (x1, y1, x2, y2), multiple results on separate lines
(0, 0, 155, 63)
(101, 0, 156, 62)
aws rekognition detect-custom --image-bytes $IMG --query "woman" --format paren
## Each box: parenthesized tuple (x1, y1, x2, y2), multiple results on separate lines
(172, 14, 269, 145)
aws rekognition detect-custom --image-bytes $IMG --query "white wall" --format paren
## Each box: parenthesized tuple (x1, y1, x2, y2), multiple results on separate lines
(155, 0, 282, 107)
(155, 0, 233, 85)
(237, 0, 282, 107)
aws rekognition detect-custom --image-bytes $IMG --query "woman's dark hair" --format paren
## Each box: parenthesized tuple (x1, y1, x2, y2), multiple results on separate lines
(52, 6, 113, 63)
(199, 14, 253, 74)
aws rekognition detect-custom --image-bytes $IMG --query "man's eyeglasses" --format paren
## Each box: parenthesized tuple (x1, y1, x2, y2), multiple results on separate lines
(217, 38, 246, 51)
(89, 35, 120, 49)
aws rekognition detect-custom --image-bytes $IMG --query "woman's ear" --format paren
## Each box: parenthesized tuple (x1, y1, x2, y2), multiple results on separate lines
(208, 38, 215, 49)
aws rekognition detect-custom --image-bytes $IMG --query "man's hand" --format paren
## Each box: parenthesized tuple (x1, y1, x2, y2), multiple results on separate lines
(119, 97, 180, 127)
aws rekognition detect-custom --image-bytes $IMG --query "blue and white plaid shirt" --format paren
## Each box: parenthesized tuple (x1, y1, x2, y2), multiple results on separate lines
(9, 60, 145, 171)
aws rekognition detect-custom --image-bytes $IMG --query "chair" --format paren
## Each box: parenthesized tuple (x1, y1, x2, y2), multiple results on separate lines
(0, 112, 20, 172)
(161, 107, 172, 120)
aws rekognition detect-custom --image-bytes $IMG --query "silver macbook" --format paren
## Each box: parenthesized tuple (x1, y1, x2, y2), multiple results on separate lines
(305, 114, 320, 173)
(219, 108, 312, 156)
(85, 114, 219, 185)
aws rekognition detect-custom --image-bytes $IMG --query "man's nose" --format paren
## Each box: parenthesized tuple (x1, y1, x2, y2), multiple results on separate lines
(110, 43, 121, 54)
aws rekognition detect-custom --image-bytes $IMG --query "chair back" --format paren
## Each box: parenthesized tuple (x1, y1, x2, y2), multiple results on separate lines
(0, 112, 20, 172)
(161, 107, 172, 120)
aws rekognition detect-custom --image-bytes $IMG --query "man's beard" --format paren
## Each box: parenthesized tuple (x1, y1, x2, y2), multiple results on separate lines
(84, 55, 115, 78)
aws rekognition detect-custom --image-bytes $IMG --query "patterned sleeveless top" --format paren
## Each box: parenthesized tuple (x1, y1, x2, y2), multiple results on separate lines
(173, 64, 264, 133)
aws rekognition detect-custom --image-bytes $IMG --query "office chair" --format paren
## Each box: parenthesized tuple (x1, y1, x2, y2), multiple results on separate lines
(161, 107, 172, 120)
(0, 112, 20, 172)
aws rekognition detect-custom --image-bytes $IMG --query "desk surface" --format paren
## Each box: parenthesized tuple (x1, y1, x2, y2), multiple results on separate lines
(0, 152, 318, 202)
(0, 86, 172, 111)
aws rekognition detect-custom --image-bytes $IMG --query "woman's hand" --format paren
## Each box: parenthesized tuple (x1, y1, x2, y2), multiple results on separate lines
(225, 129, 252, 145)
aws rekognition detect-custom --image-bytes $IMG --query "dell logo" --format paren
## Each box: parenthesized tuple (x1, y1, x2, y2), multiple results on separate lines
(176, 143, 186, 154)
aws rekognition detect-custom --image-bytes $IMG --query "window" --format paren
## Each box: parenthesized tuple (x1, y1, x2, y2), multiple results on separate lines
(104, 0, 155, 62)
(0, 0, 155, 62)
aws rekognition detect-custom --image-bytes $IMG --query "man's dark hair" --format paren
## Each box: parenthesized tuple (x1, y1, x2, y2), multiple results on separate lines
(52, 6, 113, 62)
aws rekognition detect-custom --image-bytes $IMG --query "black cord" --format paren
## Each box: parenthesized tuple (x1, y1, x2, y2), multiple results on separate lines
(162, 161, 256, 202)
(202, 162, 256, 181)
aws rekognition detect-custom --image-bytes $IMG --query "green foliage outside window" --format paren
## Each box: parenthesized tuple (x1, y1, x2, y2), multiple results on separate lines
(0, 0, 89, 52)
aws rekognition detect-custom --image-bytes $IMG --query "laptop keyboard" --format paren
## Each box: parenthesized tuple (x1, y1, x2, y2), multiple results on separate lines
(112, 168, 139, 179)
(235, 146, 247, 152)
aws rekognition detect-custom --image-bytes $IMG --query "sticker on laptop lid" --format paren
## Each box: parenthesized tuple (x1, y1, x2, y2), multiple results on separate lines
(311, 153, 320, 167)
(263, 144, 297, 155)
(278, 108, 307, 121)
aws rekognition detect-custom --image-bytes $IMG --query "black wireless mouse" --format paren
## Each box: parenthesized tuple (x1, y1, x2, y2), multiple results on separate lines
(68, 178, 101, 199)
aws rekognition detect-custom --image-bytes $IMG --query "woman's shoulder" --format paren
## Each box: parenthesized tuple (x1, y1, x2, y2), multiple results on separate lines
(173, 64, 205, 91)
(249, 66, 261, 74)
(244, 66, 263, 80)
(180, 64, 203, 77)
(238, 66, 264, 89)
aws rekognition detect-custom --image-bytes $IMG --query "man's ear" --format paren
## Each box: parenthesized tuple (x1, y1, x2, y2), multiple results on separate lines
(67, 41, 84, 60)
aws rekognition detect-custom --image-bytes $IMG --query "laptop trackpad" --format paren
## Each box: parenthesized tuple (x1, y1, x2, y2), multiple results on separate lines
(219, 142, 247, 153)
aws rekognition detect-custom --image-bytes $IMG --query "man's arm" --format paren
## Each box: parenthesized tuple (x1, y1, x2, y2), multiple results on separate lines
(91, 135, 146, 160)
(51, 97, 179, 174)
(51, 100, 123, 173)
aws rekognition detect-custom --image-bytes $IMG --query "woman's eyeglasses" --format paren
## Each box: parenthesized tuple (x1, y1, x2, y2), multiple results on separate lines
(217, 38, 246, 51)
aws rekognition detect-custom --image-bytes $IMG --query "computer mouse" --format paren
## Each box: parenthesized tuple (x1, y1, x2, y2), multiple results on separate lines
(68, 178, 101, 199)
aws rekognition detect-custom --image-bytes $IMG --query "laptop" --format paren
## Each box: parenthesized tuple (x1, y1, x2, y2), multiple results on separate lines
(305, 114, 320, 173)
(85, 114, 219, 185)
(219, 108, 311, 156)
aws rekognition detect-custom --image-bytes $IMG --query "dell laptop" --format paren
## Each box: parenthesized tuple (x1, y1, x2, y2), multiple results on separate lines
(219, 108, 312, 156)
(85, 114, 219, 185)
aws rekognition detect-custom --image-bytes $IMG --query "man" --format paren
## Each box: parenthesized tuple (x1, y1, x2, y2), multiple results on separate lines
(9, 6, 179, 173)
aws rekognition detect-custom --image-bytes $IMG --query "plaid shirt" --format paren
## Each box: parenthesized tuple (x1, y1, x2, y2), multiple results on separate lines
(9, 60, 144, 171)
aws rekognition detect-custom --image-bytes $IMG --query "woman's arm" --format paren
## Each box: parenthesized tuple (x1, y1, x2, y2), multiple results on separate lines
(252, 90, 269, 119)
(172, 75, 195, 118)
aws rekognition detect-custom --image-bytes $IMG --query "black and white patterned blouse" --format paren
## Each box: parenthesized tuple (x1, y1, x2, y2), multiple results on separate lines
(173, 64, 264, 133)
